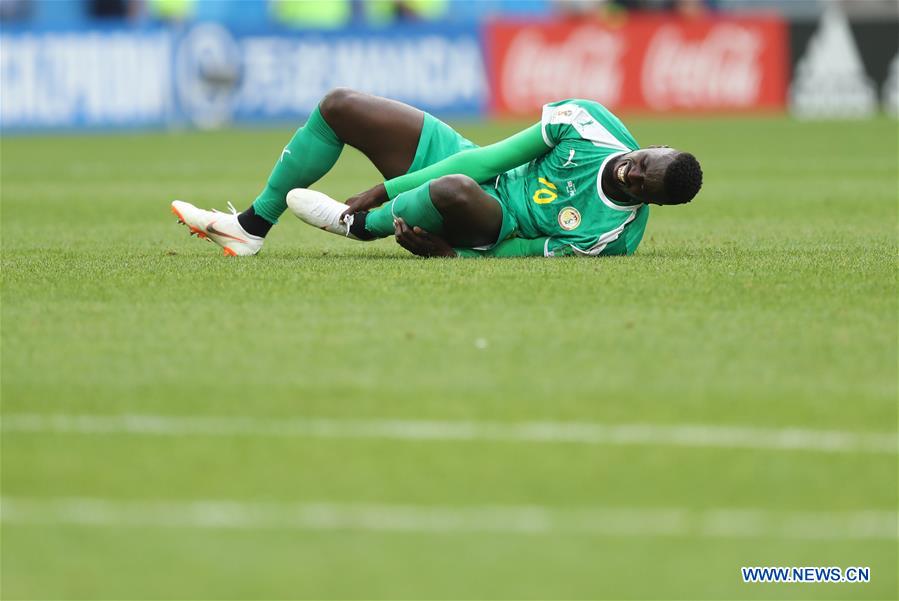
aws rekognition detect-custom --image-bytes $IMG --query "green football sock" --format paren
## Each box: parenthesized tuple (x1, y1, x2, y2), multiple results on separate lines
(364, 181, 445, 237)
(251, 107, 344, 224)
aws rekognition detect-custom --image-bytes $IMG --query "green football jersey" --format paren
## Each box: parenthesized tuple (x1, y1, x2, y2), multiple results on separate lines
(496, 99, 649, 257)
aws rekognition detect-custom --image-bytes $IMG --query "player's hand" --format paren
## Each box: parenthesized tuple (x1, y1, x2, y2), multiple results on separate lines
(343, 184, 388, 217)
(394, 218, 456, 258)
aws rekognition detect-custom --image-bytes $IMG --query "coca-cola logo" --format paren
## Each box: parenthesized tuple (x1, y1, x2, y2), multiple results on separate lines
(500, 26, 625, 113)
(642, 24, 762, 110)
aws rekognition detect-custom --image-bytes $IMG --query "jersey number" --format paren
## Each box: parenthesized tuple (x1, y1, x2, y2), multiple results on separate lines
(532, 177, 558, 204)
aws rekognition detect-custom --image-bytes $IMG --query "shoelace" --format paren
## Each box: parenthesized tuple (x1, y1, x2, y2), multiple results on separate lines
(342, 212, 354, 237)
(211, 202, 239, 216)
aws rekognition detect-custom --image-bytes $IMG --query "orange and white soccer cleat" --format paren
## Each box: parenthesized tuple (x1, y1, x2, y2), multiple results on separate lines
(171, 200, 264, 256)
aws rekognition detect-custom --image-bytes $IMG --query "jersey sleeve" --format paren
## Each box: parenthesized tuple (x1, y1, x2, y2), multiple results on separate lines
(384, 123, 550, 199)
(541, 99, 639, 151)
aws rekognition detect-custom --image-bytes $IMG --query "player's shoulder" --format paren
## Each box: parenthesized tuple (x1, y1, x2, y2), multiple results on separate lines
(542, 98, 616, 121)
(541, 98, 638, 151)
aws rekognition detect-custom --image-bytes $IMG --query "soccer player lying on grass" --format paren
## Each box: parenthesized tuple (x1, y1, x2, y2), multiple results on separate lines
(171, 89, 702, 257)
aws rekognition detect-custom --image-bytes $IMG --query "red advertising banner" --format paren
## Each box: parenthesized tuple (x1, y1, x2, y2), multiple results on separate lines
(486, 14, 788, 115)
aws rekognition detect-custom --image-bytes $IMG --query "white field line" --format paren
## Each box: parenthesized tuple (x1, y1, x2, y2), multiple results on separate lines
(2, 413, 897, 454)
(2, 497, 896, 541)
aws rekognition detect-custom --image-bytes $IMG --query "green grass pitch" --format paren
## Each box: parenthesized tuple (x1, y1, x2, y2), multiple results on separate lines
(1, 116, 896, 599)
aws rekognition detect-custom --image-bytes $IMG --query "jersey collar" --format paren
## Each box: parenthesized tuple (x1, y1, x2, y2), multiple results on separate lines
(596, 151, 642, 212)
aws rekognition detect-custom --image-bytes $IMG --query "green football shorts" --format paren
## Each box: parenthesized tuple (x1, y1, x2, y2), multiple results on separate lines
(407, 113, 518, 248)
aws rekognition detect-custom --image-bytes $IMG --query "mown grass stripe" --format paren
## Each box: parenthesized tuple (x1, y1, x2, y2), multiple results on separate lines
(2, 413, 896, 454)
(2, 497, 895, 541)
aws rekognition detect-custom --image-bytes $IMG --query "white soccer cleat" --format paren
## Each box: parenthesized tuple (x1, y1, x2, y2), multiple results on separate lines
(171, 200, 264, 256)
(286, 188, 360, 240)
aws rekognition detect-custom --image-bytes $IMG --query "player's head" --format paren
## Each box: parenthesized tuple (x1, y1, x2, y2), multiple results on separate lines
(611, 147, 703, 206)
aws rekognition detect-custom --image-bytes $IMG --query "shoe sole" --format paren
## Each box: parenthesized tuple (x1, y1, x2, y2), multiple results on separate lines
(171, 204, 237, 257)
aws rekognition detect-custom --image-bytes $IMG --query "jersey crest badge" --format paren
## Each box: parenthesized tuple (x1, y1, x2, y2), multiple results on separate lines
(558, 207, 581, 231)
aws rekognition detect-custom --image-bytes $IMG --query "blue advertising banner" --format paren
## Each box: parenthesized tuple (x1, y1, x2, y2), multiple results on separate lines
(0, 23, 488, 131)
(1, 29, 174, 129)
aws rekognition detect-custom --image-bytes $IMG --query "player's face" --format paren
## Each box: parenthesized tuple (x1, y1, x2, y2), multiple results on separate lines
(611, 147, 677, 205)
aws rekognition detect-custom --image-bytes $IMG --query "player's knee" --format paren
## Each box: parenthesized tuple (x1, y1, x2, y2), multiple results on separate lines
(319, 88, 359, 121)
(429, 175, 479, 212)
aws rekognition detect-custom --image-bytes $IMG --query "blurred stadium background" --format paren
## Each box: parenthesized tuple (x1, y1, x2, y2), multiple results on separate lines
(2, 0, 897, 127)
(1, 0, 897, 599)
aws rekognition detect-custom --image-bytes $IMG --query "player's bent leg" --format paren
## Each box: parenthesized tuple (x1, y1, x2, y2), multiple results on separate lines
(361, 181, 443, 238)
(318, 88, 424, 180)
(288, 181, 439, 243)
(427, 175, 503, 248)
(234, 90, 421, 241)
(174, 89, 425, 254)
(361, 175, 502, 248)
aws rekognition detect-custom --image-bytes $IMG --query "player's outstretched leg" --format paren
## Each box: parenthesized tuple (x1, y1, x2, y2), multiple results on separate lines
(172, 88, 424, 255)
(288, 175, 502, 249)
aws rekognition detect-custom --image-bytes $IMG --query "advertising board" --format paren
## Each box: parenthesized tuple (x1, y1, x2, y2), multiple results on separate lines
(486, 14, 789, 115)
(0, 23, 488, 130)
